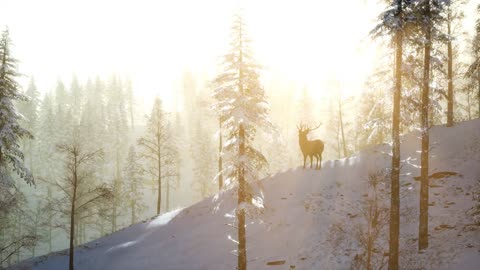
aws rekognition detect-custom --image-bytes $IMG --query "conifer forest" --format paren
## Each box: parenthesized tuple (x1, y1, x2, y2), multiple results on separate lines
(1, 1, 480, 270)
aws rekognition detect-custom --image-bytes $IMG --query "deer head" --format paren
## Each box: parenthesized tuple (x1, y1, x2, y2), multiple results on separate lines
(297, 122, 322, 139)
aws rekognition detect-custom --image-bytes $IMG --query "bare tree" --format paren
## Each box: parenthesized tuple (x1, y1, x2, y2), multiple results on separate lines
(353, 172, 389, 270)
(138, 97, 177, 215)
(44, 142, 111, 270)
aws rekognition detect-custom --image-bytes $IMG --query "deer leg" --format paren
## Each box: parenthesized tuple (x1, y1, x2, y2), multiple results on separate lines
(318, 154, 322, 170)
(303, 155, 306, 169)
(310, 155, 313, 169)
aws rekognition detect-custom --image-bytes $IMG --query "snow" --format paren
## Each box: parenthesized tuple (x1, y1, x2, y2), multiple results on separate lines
(10, 119, 480, 270)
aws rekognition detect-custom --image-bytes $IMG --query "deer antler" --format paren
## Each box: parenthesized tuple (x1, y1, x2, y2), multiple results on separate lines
(297, 122, 307, 131)
(308, 122, 322, 131)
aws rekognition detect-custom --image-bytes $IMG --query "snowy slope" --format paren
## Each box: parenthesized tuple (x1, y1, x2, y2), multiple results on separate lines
(10, 119, 480, 270)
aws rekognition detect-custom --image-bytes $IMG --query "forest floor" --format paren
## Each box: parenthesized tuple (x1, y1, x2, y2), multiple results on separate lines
(10, 119, 480, 270)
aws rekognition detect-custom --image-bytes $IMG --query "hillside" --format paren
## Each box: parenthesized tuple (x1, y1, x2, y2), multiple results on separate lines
(10, 119, 480, 270)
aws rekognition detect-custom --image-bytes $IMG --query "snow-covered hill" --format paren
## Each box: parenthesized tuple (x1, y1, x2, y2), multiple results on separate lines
(11, 120, 480, 270)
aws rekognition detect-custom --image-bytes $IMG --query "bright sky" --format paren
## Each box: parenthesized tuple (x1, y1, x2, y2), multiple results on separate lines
(1, 0, 478, 111)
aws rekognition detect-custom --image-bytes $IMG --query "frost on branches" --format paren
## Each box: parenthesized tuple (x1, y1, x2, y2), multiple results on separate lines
(0, 28, 34, 186)
(212, 13, 273, 269)
(212, 13, 272, 209)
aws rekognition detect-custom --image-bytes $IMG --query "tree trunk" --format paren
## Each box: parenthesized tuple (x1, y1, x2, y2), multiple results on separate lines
(237, 124, 247, 270)
(389, 1, 402, 269)
(29, 139, 34, 175)
(218, 119, 223, 190)
(478, 75, 480, 118)
(100, 220, 104, 237)
(166, 177, 170, 212)
(131, 189, 136, 224)
(111, 174, 117, 233)
(113, 146, 121, 232)
(16, 215, 21, 262)
(69, 157, 78, 270)
(129, 99, 135, 130)
(447, 7, 454, 127)
(157, 151, 162, 216)
(419, 0, 431, 251)
(467, 89, 472, 120)
(367, 236, 372, 270)
(339, 99, 347, 157)
(237, 23, 247, 270)
(48, 187, 52, 253)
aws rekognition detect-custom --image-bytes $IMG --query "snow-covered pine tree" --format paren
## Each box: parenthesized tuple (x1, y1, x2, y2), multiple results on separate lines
(106, 75, 128, 232)
(415, 0, 447, 251)
(53, 80, 73, 144)
(17, 77, 39, 174)
(191, 96, 216, 199)
(357, 64, 392, 150)
(297, 87, 314, 124)
(36, 92, 60, 252)
(125, 78, 135, 130)
(212, 13, 271, 270)
(443, 0, 465, 126)
(69, 75, 83, 125)
(0, 28, 34, 186)
(466, 4, 480, 118)
(371, 0, 411, 268)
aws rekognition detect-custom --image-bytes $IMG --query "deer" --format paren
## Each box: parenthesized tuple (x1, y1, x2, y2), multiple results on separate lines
(297, 123, 324, 170)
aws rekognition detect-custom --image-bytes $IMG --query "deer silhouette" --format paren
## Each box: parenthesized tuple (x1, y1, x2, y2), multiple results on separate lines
(297, 123, 324, 170)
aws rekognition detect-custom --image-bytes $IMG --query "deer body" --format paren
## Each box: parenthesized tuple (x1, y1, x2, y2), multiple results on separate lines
(298, 123, 324, 170)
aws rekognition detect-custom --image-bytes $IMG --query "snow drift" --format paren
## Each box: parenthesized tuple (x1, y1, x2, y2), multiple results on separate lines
(10, 119, 480, 270)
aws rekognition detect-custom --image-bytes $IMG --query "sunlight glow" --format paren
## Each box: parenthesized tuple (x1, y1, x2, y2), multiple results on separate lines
(1, 0, 382, 113)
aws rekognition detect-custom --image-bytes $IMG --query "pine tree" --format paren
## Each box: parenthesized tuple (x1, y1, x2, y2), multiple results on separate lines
(417, 0, 446, 251)
(466, 4, 480, 118)
(212, 14, 271, 270)
(371, 0, 409, 268)
(0, 28, 34, 186)
(191, 99, 216, 199)
(125, 78, 135, 130)
(439, 0, 466, 126)
(17, 77, 40, 174)
(123, 146, 146, 224)
(106, 75, 128, 232)
(357, 66, 392, 149)
(54, 80, 73, 144)
(217, 117, 224, 190)
(37, 93, 60, 183)
(298, 87, 314, 124)
(70, 75, 82, 124)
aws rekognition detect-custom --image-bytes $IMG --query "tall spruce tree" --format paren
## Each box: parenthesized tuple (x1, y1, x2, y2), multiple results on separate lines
(17, 77, 40, 174)
(106, 75, 128, 232)
(466, 4, 480, 117)
(191, 98, 216, 199)
(417, 0, 446, 251)
(213, 14, 271, 270)
(0, 28, 34, 186)
(371, 0, 410, 268)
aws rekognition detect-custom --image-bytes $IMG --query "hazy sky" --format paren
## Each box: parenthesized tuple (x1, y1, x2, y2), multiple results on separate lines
(1, 0, 479, 111)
